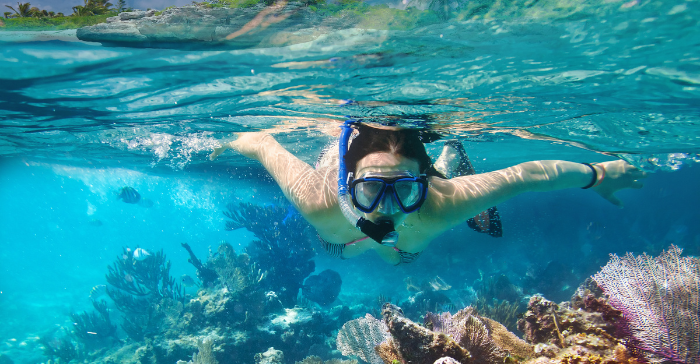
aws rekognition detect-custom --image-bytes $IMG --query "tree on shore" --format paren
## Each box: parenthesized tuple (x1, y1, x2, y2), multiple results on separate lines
(4, 2, 40, 18)
(4, 2, 68, 18)
(116, 0, 127, 12)
(72, 0, 115, 16)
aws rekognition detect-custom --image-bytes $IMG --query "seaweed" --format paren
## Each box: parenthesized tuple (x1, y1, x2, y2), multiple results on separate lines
(223, 202, 315, 307)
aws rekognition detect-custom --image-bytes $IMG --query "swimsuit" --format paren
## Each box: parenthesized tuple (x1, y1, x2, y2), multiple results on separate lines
(318, 234, 422, 265)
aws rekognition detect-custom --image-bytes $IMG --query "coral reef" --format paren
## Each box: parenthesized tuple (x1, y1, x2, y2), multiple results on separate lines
(224, 202, 316, 307)
(384, 304, 471, 363)
(182, 242, 219, 287)
(592, 245, 700, 364)
(516, 293, 641, 364)
(106, 247, 184, 313)
(255, 347, 284, 364)
(337, 303, 532, 364)
(295, 356, 358, 364)
(179, 339, 219, 364)
(337, 313, 390, 364)
(38, 331, 78, 363)
(103, 247, 187, 345)
(473, 274, 524, 333)
(206, 242, 266, 296)
(70, 299, 118, 347)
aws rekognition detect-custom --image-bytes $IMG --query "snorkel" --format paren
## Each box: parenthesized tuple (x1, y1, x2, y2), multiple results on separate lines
(338, 120, 399, 246)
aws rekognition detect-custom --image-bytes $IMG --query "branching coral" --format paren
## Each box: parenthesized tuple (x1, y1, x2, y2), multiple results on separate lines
(104, 247, 184, 343)
(70, 299, 118, 345)
(207, 241, 265, 294)
(188, 339, 219, 364)
(106, 247, 184, 312)
(592, 245, 700, 364)
(182, 242, 219, 287)
(39, 330, 78, 363)
(223, 202, 315, 307)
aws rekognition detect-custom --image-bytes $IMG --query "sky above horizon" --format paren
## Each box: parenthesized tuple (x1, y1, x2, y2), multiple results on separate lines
(2, 0, 192, 15)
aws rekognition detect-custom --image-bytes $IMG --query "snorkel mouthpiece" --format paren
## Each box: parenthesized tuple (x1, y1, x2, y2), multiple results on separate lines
(338, 120, 398, 246)
(358, 218, 398, 247)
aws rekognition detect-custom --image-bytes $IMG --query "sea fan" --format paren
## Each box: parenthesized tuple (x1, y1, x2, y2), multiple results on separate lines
(593, 245, 700, 364)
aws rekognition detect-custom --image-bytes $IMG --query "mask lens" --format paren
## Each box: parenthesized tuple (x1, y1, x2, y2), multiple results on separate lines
(354, 180, 384, 210)
(394, 181, 422, 209)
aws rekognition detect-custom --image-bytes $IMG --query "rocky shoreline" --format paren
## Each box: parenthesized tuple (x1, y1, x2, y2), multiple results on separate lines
(76, 3, 352, 49)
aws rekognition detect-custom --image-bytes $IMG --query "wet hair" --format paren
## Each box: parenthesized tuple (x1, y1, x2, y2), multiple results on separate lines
(344, 123, 445, 178)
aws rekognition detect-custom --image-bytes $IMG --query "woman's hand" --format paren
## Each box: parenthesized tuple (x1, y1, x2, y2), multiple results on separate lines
(209, 132, 272, 161)
(591, 160, 647, 207)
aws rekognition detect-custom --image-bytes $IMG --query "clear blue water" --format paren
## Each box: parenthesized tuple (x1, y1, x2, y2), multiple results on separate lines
(1, 1, 700, 363)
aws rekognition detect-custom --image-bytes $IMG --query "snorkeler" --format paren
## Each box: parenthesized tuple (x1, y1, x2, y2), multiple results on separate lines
(210, 122, 647, 265)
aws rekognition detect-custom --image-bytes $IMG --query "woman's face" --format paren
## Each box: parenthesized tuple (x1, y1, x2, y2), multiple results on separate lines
(355, 152, 421, 225)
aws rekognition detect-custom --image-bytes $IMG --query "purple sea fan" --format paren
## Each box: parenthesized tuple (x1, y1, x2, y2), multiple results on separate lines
(592, 245, 700, 364)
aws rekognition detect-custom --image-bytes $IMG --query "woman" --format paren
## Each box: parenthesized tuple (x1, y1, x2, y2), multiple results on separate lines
(210, 122, 646, 265)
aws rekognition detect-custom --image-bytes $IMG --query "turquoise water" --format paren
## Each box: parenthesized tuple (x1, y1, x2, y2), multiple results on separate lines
(1, 1, 700, 363)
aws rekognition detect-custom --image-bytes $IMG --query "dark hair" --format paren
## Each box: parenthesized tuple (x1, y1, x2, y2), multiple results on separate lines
(344, 123, 445, 178)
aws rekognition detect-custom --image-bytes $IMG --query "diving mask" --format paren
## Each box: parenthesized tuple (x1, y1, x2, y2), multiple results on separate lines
(349, 171, 428, 214)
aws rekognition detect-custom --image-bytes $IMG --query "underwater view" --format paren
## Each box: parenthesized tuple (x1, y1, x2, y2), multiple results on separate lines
(1, 0, 699, 363)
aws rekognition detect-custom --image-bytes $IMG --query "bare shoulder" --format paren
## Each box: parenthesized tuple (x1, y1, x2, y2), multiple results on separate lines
(296, 165, 343, 222)
(416, 172, 518, 232)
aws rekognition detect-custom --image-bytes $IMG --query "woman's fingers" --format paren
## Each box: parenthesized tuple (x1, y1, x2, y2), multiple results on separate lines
(604, 193, 623, 208)
(209, 146, 228, 161)
(209, 135, 241, 160)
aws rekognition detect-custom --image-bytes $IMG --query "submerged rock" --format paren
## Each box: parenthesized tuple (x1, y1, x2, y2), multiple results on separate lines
(255, 347, 284, 364)
(302, 269, 342, 306)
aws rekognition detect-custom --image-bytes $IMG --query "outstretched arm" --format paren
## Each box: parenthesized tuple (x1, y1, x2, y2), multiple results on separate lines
(423, 160, 646, 231)
(210, 132, 338, 222)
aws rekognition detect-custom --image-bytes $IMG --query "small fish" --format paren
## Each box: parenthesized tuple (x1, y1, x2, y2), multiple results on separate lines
(133, 248, 151, 261)
(89, 285, 107, 300)
(124, 274, 134, 283)
(117, 186, 141, 204)
(88, 218, 103, 227)
(180, 274, 198, 288)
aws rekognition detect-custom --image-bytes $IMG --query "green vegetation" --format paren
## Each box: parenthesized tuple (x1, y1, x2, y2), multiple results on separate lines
(1, 0, 131, 30)
(2, 14, 113, 29)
